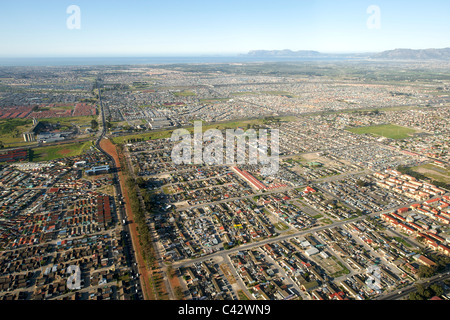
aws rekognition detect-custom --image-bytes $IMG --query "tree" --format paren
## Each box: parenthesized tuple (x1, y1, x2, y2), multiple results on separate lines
(356, 179, 367, 187)
(418, 265, 436, 279)
(422, 288, 433, 299)
(91, 119, 99, 130)
(415, 284, 425, 296)
(409, 292, 424, 300)
(135, 177, 145, 188)
(174, 286, 184, 299)
(430, 284, 444, 297)
(167, 264, 175, 279)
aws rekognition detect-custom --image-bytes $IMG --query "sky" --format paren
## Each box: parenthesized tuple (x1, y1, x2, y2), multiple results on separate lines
(0, 0, 449, 57)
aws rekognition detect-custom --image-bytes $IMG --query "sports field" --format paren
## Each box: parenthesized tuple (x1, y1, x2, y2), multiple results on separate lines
(346, 124, 417, 139)
(173, 90, 196, 97)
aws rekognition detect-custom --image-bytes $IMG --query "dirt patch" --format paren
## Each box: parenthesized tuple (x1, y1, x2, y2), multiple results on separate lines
(100, 138, 121, 169)
(414, 166, 449, 182)
(173, 201, 189, 208)
(220, 263, 236, 284)
(58, 149, 72, 155)
(169, 273, 182, 299)
(100, 138, 156, 299)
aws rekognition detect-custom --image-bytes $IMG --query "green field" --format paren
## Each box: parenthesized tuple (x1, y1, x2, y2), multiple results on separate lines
(230, 91, 258, 96)
(199, 98, 230, 103)
(173, 90, 196, 97)
(0, 119, 34, 147)
(42, 116, 98, 130)
(111, 130, 175, 145)
(411, 163, 450, 184)
(0, 116, 98, 148)
(31, 140, 94, 162)
(111, 116, 297, 145)
(346, 124, 418, 139)
(261, 91, 294, 97)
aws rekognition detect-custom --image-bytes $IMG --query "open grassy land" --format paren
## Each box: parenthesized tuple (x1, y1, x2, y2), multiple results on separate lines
(193, 118, 266, 130)
(111, 130, 175, 145)
(410, 163, 450, 184)
(199, 98, 230, 103)
(346, 124, 418, 139)
(0, 115, 99, 148)
(173, 90, 196, 97)
(0, 118, 35, 148)
(31, 140, 94, 162)
(230, 91, 258, 96)
(111, 116, 297, 145)
(230, 90, 296, 98)
(43, 116, 97, 130)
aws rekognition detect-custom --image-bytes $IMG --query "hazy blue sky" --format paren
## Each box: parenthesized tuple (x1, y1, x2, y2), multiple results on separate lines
(1, 0, 449, 57)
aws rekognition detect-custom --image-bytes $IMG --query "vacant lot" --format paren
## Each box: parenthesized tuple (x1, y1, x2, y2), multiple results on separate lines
(111, 130, 174, 145)
(0, 119, 34, 147)
(43, 116, 97, 130)
(411, 163, 450, 183)
(346, 124, 417, 139)
(173, 90, 196, 97)
(112, 116, 297, 145)
(31, 140, 94, 162)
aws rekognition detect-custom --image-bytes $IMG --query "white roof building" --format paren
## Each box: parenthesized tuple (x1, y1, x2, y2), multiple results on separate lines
(305, 247, 319, 256)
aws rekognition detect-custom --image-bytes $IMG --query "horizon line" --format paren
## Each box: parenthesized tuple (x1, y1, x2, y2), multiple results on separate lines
(1, 47, 449, 60)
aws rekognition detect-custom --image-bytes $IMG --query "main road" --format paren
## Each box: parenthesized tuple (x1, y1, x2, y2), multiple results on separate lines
(377, 272, 450, 300)
(94, 84, 144, 299)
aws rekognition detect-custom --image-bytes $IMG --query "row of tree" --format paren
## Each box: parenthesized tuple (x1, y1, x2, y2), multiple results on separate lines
(123, 172, 156, 268)
(409, 283, 447, 300)
(116, 145, 156, 268)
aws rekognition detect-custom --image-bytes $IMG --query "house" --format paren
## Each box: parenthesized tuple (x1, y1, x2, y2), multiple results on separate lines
(398, 207, 410, 214)
(437, 244, 450, 256)
(415, 255, 437, 267)
(340, 280, 358, 298)
(305, 247, 319, 257)
(398, 223, 415, 235)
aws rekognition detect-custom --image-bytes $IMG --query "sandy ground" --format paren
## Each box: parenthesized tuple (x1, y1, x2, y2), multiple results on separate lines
(100, 138, 156, 300)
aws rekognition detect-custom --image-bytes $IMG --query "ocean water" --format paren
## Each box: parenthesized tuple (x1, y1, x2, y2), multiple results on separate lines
(0, 56, 354, 67)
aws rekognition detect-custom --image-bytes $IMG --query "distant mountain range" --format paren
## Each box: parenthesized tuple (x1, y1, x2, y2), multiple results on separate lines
(245, 48, 450, 60)
(247, 50, 323, 57)
(373, 48, 450, 60)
